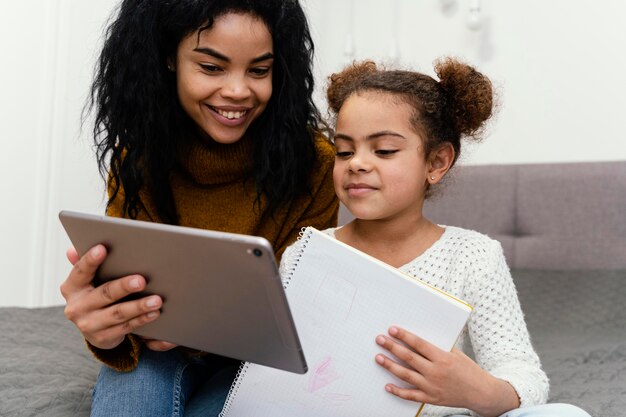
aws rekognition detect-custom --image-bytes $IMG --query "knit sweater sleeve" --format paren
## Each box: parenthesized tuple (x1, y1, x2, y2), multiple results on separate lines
(464, 238, 549, 408)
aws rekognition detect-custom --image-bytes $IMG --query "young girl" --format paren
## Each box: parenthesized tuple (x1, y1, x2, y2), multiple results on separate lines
(59, 1, 337, 416)
(291, 59, 591, 416)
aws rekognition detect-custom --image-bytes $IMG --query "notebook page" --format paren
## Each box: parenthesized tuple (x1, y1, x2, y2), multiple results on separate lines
(221, 227, 471, 417)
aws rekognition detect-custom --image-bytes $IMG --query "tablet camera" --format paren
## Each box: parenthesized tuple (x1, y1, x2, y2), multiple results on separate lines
(249, 248, 263, 257)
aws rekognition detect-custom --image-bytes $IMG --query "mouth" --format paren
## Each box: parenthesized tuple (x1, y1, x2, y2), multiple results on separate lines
(207, 105, 249, 121)
(346, 183, 377, 190)
(345, 183, 378, 197)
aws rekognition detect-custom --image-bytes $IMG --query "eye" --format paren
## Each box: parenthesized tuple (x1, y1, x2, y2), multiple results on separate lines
(335, 151, 353, 158)
(199, 63, 222, 74)
(249, 66, 271, 77)
(375, 149, 399, 156)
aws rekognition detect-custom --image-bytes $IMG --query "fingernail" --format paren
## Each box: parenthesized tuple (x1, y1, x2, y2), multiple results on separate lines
(90, 246, 101, 258)
(375, 355, 384, 365)
(389, 326, 398, 336)
(146, 297, 160, 308)
(129, 277, 141, 289)
(385, 385, 393, 392)
(147, 311, 158, 318)
(376, 335, 385, 345)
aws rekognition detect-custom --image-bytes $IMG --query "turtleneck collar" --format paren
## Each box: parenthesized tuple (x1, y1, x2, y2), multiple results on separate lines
(177, 134, 254, 185)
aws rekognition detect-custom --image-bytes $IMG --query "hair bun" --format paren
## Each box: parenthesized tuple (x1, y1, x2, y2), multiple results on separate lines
(435, 57, 493, 139)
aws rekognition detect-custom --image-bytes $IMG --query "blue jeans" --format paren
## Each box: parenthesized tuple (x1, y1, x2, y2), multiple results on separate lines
(449, 403, 592, 417)
(91, 348, 239, 417)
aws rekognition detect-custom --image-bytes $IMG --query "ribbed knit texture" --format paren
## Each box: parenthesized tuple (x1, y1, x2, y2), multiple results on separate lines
(88, 135, 339, 372)
(177, 132, 254, 185)
(280, 226, 549, 417)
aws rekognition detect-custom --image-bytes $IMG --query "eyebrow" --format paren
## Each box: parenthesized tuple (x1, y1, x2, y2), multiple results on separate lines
(334, 130, 406, 142)
(192, 47, 274, 64)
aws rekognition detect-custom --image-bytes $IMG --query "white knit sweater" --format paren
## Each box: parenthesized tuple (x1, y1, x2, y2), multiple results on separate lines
(279, 226, 549, 417)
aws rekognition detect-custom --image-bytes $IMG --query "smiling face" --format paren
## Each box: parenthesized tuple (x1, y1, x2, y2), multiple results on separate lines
(333, 91, 432, 222)
(174, 12, 273, 144)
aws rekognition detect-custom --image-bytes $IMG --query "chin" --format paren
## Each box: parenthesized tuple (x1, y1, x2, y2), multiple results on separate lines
(343, 206, 384, 221)
(211, 135, 245, 145)
(205, 128, 247, 144)
(355, 214, 385, 221)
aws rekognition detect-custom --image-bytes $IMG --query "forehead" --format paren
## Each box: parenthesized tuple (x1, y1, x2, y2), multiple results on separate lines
(336, 91, 416, 133)
(180, 12, 272, 53)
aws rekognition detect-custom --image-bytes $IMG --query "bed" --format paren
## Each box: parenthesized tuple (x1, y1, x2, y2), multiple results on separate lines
(1, 160, 625, 416)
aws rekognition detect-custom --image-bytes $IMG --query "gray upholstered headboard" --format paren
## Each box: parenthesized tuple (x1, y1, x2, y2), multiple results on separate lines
(338, 161, 626, 270)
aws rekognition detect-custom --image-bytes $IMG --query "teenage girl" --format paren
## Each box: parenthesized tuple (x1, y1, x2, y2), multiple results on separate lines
(283, 58, 591, 417)
(59, 1, 338, 416)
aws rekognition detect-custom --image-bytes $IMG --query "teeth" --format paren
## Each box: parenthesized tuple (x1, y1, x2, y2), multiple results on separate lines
(215, 108, 247, 120)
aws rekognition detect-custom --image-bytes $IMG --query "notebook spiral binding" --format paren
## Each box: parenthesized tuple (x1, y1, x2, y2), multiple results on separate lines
(281, 227, 312, 289)
(218, 361, 250, 417)
(218, 227, 312, 416)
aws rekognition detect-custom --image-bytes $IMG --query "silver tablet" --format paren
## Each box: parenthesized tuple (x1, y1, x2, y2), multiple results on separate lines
(58, 210, 307, 374)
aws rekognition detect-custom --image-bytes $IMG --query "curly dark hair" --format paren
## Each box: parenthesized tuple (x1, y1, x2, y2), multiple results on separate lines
(88, 0, 323, 224)
(326, 57, 494, 169)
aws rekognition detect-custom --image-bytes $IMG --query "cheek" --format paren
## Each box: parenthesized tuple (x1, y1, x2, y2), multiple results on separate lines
(176, 82, 195, 117)
(256, 79, 273, 106)
(177, 72, 205, 104)
(384, 166, 423, 192)
(332, 163, 344, 192)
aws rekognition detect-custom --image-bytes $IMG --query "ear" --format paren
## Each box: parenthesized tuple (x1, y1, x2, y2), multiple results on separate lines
(166, 57, 176, 72)
(426, 142, 455, 185)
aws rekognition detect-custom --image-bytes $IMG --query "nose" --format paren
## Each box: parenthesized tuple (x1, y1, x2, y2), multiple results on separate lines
(347, 152, 372, 173)
(220, 73, 251, 101)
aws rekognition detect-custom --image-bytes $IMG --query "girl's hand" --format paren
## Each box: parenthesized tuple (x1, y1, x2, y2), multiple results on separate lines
(60, 244, 164, 350)
(375, 326, 520, 417)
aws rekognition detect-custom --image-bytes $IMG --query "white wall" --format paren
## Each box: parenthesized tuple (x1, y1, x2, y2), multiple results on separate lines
(1, 0, 625, 307)
(304, 0, 626, 164)
(0, 0, 117, 307)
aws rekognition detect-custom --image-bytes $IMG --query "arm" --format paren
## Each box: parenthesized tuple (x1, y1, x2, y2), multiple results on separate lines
(375, 239, 548, 415)
(375, 327, 520, 417)
(464, 240, 549, 408)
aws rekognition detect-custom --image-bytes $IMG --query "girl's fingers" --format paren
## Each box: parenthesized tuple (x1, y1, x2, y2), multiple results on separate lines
(384, 383, 428, 403)
(375, 352, 426, 387)
(376, 334, 430, 371)
(388, 326, 439, 361)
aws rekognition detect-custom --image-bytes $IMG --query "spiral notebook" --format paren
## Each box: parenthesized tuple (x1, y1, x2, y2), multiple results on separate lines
(220, 227, 472, 417)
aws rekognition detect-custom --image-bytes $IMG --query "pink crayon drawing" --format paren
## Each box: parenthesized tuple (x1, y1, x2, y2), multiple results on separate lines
(308, 357, 340, 393)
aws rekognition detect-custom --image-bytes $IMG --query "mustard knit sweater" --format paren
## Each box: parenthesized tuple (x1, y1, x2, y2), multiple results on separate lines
(89, 134, 339, 371)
